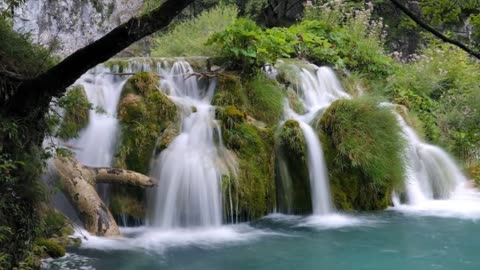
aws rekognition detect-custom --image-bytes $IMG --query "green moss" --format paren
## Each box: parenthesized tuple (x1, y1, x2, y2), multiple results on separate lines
(219, 106, 275, 221)
(35, 238, 65, 258)
(214, 72, 285, 127)
(212, 73, 248, 109)
(245, 75, 285, 126)
(110, 193, 145, 219)
(286, 88, 305, 114)
(275, 120, 311, 214)
(316, 97, 406, 210)
(104, 59, 129, 73)
(57, 85, 90, 139)
(121, 72, 159, 98)
(115, 72, 177, 174)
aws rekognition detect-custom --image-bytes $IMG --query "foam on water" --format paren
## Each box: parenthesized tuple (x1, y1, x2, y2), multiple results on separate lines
(297, 214, 379, 230)
(76, 224, 278, 253)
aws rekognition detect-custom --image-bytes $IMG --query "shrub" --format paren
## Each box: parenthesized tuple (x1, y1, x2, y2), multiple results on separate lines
(385, 43, 480, 159)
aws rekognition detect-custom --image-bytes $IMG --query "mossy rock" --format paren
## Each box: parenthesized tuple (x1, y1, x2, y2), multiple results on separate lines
(155, 124, 179, 155)
(275, 120, 311, 214)
(244, 75, 285, 126)
(35, 238, 66, 258)
(57, 85, 90, 139)
(121, 71, 159, 98)
(216, 105, 246, 131)
(213, 72, 284, 127)
(219, 108, 276, 221)
(110, 193, 145, 221)
(316, 98, 406, 210)
(286, 88, 305, 114)
(115, 72, 178, 174)
(212, 73, 248, 109)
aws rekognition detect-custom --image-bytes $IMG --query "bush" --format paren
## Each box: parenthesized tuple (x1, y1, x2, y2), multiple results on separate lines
(385, 43, 480, 159)
(316, 97, 406, 210)
(152, 4, 238, 57)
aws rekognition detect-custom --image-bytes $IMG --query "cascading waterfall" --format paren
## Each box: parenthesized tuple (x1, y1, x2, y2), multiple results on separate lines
(389, 108, 468, 202)
(69, 66, 126, 167)
(384, 104, 480, 217)
(148, 61, 232, 228)
(281, 64, 350, 215)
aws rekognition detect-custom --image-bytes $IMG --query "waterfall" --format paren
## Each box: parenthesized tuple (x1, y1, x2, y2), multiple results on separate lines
(390, 109, 468, 204)
(148, 61, 229, 228)
(281, 63, 350, 215)
(69, 66, 126, 168)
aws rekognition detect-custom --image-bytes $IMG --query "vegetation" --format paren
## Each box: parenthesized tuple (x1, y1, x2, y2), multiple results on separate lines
(215, 75, 276, 221)
(152, 4, 238, 57)
(56, 85, 91, 139)
(115, 72, 178, 173)
(384, 43, 480, 162)
(316, 98, 406, 210)
(3, 0, 480, 266)
(34, 238, 65, 258)
(276, 120, 311, 213)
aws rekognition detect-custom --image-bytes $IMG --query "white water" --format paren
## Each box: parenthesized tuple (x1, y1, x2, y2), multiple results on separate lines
(386, 105, 480, 219)
(149, 61, 234, 228)
(281, 64, 350, 215)
(69, 66, 126, 167)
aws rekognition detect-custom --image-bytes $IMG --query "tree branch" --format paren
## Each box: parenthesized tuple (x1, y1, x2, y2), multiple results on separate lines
(390, 0, 480, 60)
(6, 0, 194, 117)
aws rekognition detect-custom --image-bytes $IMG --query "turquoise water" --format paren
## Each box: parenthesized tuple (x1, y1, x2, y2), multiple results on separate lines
(43, 211, 480, 270)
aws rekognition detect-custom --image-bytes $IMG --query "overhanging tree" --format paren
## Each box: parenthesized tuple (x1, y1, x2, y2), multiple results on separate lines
(0, 0, 193, 267)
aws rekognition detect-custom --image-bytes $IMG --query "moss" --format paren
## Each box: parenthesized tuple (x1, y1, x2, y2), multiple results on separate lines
(110, 192, 145, 220)
(214, 72, 284, 127)
(115, 72, 178, 174)
(286, 88, 305, 114)
(121, 72, 159, 98)
(57, 85, 90, 139)
(35, 238, 65, 258)
(316, 97, 406, 210)
(212, 73, 248, 109)
(219, 106, 275, 221)
(275, 120, 311, 214)
(155, 124, 179, 155)
(244, 75, 285, 126)
(104, 59, 130, 73)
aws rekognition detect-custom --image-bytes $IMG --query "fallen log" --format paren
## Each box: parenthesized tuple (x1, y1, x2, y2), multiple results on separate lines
(52, 156, 157, 237)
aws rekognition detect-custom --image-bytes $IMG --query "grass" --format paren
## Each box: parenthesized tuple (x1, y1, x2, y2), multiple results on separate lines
(316, 97, 406, 210)
(152, 4, 238, 57)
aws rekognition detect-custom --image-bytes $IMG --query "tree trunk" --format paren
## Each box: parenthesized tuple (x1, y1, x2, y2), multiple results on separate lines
(52, 156, 157, 237)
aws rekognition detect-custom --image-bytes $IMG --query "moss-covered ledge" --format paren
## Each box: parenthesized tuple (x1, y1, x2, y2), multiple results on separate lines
(315, 97, 406, 210)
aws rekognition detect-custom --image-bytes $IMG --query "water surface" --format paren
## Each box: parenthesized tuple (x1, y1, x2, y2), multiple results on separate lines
(43, 211, 480, 270)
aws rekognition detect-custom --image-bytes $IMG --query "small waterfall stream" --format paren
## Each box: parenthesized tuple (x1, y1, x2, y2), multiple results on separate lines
(148, 61, 229, 228)
(69, 66, 126, 167)
(383, 104, 480, 217)
(281, 64, 350, 215)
